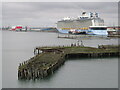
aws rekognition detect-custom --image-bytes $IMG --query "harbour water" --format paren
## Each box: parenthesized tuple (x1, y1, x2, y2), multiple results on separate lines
(2, 30, 118, 88)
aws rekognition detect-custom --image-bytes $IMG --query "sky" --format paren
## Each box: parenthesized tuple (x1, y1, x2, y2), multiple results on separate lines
(0, 1, 119, 90)
(2, 2, 119, 27)
(0, 1, 119, 89)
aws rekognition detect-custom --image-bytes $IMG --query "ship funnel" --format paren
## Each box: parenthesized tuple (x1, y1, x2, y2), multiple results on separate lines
(82, 12, 86, 15)
(95, 12, 99, 17)
(89, 12, 93, 18)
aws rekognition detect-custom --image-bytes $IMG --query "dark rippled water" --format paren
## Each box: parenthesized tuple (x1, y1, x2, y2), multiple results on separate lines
(2, 31, 118, 88)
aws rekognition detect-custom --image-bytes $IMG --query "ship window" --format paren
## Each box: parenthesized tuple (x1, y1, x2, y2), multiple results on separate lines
(90, 27, 107, 30)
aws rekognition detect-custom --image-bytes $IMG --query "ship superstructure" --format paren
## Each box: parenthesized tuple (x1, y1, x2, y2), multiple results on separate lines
(57, 12, 108, 35)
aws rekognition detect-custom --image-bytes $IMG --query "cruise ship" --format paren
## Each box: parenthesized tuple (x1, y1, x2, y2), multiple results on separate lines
(57, 12, 108, 35)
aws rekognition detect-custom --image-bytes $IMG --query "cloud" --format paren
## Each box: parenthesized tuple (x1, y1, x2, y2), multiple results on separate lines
(2, 2, 118, 27)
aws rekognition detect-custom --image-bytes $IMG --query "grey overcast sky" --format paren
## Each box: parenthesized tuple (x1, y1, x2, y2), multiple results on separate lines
(2, 2, 118, 27)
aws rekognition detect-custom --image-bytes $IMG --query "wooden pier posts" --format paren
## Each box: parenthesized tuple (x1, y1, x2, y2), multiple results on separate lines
(18, 45, 119, 80)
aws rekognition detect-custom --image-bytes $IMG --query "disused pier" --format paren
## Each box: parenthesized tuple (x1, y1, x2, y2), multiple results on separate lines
(18, 45, 119, 80)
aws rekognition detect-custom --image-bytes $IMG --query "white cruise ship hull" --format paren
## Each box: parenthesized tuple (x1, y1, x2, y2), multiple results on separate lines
(57, 29, 108, 35)
(87, 30, 108, 35)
